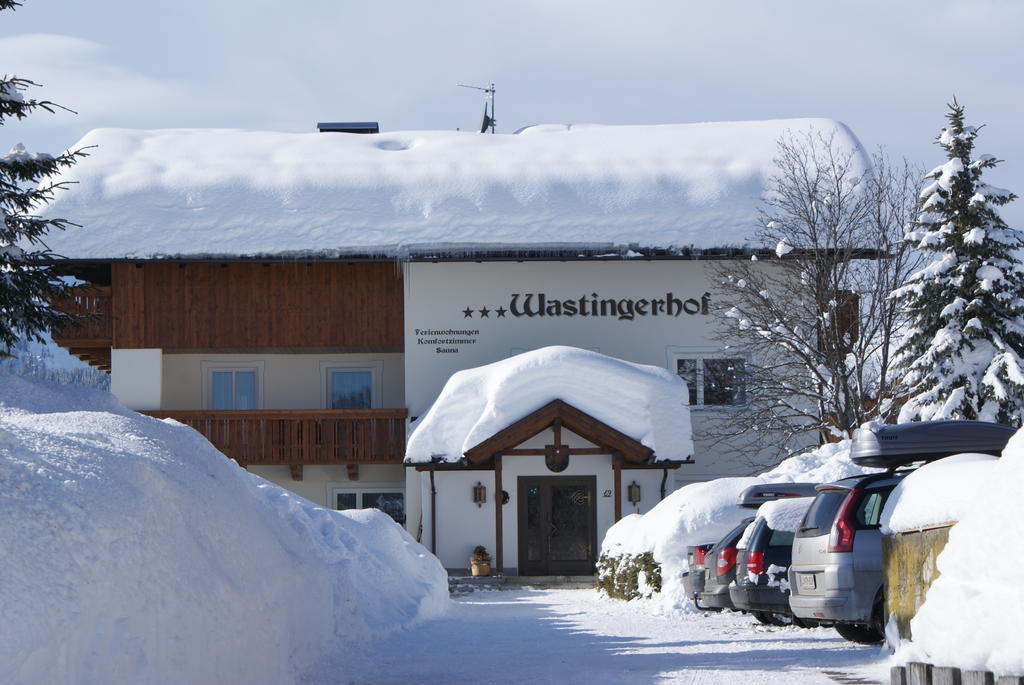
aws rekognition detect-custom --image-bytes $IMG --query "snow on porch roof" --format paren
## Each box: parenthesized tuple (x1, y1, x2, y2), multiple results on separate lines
(37, 118, 868, 261)
(404, 346, 694, 464)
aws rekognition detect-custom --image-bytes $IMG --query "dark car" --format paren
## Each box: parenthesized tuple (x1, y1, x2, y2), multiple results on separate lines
(696, 517, 755, 611)
(696, 481, 820, 612)
(682, 543, 715, 605)
(728, 498, 817, 626)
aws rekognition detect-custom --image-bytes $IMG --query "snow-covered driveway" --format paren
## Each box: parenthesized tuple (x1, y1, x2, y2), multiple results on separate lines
(342, 588, 889, 684)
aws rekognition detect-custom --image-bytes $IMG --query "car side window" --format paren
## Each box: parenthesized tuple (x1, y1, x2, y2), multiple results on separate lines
(767, 529, 794, 547)
(854, 488, 891, 529)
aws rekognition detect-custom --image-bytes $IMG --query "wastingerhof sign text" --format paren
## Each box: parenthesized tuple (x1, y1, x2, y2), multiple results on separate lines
(460, 291, 712, 320)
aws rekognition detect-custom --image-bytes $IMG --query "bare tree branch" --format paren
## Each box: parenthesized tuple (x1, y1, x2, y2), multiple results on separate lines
(705, 131, 922, 466)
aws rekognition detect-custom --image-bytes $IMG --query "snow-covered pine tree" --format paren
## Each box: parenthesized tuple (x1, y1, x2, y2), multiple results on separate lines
(1, 0, 86, 356)
(892, 100, 1024, 424)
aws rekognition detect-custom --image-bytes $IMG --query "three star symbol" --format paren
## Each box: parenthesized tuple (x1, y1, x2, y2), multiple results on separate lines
(463, 306, 508, 318)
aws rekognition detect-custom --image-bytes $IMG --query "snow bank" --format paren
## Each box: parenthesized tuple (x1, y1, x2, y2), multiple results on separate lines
(0, 372, 449, 685)
(880, 452, 999, 533)
(36, 119, 868, 259)
(600, 439, 873, 610)
(603, 476, 759, 604)
(405, 346, 693, 463)
(888, 433, 1024, 676)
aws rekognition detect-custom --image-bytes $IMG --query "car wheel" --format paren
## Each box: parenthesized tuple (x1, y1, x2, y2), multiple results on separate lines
(834, 621, 883, 644)
(752, 611, 794, 627)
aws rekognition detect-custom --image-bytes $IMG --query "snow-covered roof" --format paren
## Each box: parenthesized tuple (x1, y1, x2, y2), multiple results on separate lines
(404, 346, 694, 463)
(37, 119, 868, 260)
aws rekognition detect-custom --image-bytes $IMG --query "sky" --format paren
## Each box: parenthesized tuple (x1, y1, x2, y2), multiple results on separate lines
(2, 0, 1022, 224)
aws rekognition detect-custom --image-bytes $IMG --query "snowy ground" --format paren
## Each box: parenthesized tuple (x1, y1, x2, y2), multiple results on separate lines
(343, 588, 890, 685)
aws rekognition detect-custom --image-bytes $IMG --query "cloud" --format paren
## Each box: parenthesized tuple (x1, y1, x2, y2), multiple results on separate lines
(0, 34, 197, 128)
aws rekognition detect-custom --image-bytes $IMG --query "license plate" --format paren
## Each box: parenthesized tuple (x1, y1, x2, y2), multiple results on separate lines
(799, 573, 816, 590)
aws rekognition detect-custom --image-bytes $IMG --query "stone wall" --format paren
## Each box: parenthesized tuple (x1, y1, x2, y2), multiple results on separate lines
(882, 524, 952, 641)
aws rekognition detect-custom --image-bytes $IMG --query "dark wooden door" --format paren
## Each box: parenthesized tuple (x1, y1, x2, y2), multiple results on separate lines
(517, 476, 597, 576)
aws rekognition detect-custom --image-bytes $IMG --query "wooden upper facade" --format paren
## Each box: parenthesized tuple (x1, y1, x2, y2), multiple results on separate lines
(54, 261, 403, 361)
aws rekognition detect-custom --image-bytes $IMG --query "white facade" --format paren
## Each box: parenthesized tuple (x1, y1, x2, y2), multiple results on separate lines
(403, 260, 755, 477)
(402, 260, 772, 571)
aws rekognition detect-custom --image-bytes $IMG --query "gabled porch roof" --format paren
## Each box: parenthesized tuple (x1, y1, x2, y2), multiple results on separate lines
(462, 399, 653, 465)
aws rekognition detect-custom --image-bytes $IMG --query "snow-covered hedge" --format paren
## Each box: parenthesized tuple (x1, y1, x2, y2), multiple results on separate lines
(598, 440, 872, 610)
(0, 374, 449, 684)
(596, 551, 662, 600)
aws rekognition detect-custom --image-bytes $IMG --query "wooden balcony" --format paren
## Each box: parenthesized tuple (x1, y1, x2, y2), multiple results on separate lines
(51, 286, 113, 371)
(141, 409, 408, 469)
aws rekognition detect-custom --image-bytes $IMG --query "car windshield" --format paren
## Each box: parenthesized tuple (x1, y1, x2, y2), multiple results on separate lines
(796, 490, 847, 538)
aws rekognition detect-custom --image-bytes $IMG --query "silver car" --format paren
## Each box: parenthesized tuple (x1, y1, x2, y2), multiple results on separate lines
(787, 472, 906, 643)
(789, 419, 1014, 644)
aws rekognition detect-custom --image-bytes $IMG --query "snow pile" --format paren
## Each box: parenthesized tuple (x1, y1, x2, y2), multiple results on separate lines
(887, 433, 1024, 676)
(36, 119, 868, 259)
(603, 476, 759, 590)
(405, 346, 693, 463)
(758, 438, 870, 484)
(758, 496, 815, 534)
(600, 439, 873, 610)
(0, 372, 449, 685)
(880, 452, 999, 533)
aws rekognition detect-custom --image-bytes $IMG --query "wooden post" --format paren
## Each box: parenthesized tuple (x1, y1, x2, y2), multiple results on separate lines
(429, 466, 437, 554)
(494, 453, 503, 574)
(613, 453, 622, 522)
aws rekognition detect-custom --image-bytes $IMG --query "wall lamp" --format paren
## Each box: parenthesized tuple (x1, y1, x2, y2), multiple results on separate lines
(627, 481, 642, 505)
(473, 482, 487, 507)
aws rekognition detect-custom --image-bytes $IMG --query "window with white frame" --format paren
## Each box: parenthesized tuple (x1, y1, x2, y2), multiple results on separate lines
(333, 487, 405, 525)
(320, 361, 383, 409)
(673, 356, 746, 407)
(202, 361, 264, 410)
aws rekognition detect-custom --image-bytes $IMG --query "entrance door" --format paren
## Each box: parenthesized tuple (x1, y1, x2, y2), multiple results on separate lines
(517, 476, 597, 576)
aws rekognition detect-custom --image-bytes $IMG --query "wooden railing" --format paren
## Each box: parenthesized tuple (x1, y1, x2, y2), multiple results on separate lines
(51, 286, 113, 346)
(142, 409, 408, 466)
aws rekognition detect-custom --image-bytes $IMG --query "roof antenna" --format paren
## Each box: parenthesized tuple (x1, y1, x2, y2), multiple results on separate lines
(457, 82, 496, 133)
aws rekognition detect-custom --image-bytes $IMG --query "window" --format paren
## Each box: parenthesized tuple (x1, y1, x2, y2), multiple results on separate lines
(328, 370, 372, 409)
(202, 362, 264, 410)
(855, 488, 893, 529)
(673, 356, 746, 406)
(320, 361, 383, 409)
(768, 529, 795, 547)
(334, 489, 405, 525)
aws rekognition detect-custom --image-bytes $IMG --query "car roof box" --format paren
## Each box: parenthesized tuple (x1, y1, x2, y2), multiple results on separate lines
(850, 420, 1016, 468)
(737, 482, 820, 509)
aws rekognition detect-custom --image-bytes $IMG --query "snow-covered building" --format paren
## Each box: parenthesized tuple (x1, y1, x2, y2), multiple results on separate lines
(43, 118, 869, 574)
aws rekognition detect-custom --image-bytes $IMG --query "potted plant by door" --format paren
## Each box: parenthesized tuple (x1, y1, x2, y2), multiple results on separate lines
(469, 545, 491, 576)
